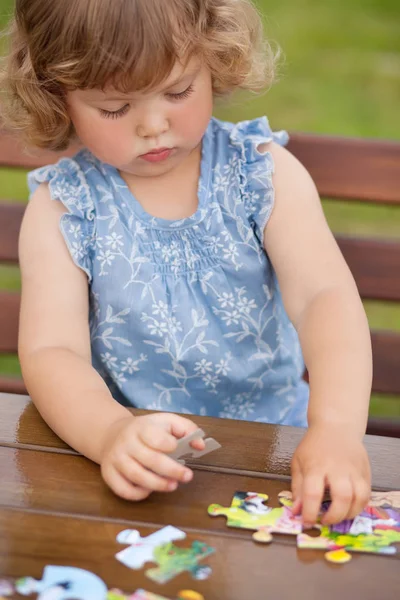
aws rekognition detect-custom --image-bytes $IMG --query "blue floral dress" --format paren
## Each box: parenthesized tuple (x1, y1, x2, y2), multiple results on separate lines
(28, 117, 309, 426)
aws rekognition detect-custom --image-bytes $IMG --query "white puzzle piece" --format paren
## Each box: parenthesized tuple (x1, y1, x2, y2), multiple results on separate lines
(15, 566, 107, 600)
(168, 429, 221, 465)
(115, 526, 186, 569)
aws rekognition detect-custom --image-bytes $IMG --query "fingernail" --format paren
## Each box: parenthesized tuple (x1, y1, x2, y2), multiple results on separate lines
(167, 481, 178, 491)
(303, 522, 313, 529)
(183, 470, 193, 483)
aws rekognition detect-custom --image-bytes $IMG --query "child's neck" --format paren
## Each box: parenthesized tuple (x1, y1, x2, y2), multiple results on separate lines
(120, 144, 202, 221)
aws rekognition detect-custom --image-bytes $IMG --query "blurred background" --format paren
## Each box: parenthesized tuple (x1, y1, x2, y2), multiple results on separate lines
(0, 0, 399, 419)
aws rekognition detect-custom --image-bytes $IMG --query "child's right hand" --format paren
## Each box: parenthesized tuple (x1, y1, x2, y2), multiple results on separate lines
(100, 412, 204, 501)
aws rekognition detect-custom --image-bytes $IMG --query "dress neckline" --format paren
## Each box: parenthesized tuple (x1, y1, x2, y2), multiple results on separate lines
(105, 119, 214, 231)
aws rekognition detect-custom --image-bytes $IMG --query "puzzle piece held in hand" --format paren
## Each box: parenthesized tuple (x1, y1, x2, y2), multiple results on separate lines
(208, 490, 303, 543)
(169, 429, 221, 465)
(116, 526, 214, 584)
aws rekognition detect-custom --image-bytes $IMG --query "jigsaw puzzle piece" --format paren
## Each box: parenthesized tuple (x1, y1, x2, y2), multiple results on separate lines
(0, 579, 14, 597)
(208, 491, 303, 538)
(297, 494, 400, 563)
(116, 526, 186, 569)
(145, 540, 215, 584)
(208, 491, 271, 529)
(15, 566, 108, 600)
(169, 429, 221, 464)
(128, 591, 172, 599)
(116, 591, 205, 600)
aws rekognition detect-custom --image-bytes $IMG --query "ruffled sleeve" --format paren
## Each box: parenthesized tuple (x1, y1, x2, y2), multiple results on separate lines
(229, 116, 289, 243)
(28, 154, 96, 281)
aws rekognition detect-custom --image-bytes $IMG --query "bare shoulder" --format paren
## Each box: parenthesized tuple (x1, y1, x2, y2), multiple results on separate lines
(22, 182, 67, 224)
(266, 141, 319, 204)
(20, 183, 68, 257)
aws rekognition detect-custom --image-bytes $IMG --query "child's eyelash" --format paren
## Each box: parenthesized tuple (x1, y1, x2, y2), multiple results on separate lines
(167, 84, 194, 100)
(98, 84, 194, 118)
(99, 104, 130, 119)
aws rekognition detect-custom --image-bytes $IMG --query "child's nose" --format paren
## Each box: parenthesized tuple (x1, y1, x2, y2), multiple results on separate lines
(136, 113, 169, 139)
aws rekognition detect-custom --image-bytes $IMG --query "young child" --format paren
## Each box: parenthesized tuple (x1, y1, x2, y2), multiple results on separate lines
(2, 0, 372, 525)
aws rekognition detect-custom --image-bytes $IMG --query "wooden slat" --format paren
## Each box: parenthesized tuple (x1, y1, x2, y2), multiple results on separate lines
(2, 128, 400, 206)
(0, 376, 26, 395)
(0, 202, 25, 264)
(371, 330, 400, 395)
(0, 291, 19, 353)
(0, 128, 75, 169)
(337, 236, 400, 302)
(2, 509, 398, 600)
(288, 133, 400, 204)
(367, 418, 400, 438)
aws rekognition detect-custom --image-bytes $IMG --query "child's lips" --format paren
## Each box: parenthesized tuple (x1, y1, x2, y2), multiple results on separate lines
(139, 147, 174, 163)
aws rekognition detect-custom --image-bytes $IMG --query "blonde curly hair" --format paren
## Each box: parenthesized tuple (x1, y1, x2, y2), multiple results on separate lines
(1, 0, 278, 151)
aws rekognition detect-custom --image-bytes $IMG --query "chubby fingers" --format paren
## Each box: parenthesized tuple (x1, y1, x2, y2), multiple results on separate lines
(321, 476, 353, 525)
(299, 471, 325, 526)
(101, 463, 151, 501)
(130, 438, 193, 484)
(290, 456, 303, 516)
(322, 475, 370, 525)
(163, 414, 206, 451)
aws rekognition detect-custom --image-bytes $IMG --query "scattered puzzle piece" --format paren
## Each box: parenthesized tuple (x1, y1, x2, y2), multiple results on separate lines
(144, 540, 214, 584)
(369, 491, 400, 509)
(1, 575, 205, 600)
(169, 429, 221, 465)
(15, 566, 108, 599)
(116, 526, 214, 584)
(209, 490, 400, 565)
(298, 496, 400, 561)
(116, 526, 186, 569)
(0, 579, 13, 597)
(124, 589, 205, 600)
(325, 549, 352, 564)
(208, 491, 304, 542)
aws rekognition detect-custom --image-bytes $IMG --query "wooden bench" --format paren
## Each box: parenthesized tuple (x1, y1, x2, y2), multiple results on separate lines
(1, 129, 400, 437)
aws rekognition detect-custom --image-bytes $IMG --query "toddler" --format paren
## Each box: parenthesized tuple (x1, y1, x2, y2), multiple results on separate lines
(2, 0, 372, 525)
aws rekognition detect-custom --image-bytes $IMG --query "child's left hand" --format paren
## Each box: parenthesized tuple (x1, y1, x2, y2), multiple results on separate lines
(290, 424, 371, 526)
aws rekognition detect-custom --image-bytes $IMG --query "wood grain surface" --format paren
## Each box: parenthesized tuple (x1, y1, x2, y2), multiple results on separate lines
(1, 394, 399, 490)
(0, 508, 399, 600)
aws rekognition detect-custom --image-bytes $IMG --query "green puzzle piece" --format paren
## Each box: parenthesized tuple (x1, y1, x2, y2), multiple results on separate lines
(146, 540, 215, 584)
(208, 490, 302, 540)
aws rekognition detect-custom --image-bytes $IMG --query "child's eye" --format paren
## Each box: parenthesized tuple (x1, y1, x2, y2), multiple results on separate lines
(167, 84, 194, 101)
(99, 104, 130, 119)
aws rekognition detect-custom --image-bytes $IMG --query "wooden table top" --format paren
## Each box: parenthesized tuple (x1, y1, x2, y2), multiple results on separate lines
(0, 392, 399, 599)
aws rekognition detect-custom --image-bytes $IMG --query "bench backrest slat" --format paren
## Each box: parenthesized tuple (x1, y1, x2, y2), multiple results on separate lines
(287, 134, 400, 204)
(337, 237, 400, 302)
(0, 291, 19, 353)
(0, 202, 25, 264)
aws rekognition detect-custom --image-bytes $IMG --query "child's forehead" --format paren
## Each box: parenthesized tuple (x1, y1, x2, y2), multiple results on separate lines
(85, 57, 201, 98)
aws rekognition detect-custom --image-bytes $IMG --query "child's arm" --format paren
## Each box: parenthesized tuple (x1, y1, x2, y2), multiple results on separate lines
(263, 142, 372, 525)
(18, 184, 201, 500)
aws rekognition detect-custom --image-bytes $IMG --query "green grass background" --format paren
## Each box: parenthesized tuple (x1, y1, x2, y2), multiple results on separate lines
(1, 0, 399, 417)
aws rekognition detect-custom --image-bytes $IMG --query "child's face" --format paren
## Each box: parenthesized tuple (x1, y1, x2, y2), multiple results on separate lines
(66, 57, 213, 178)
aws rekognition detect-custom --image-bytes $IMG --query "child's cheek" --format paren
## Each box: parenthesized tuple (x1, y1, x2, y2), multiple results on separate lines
(174, 94, 213, 145)
(77, 116, 133, 165)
